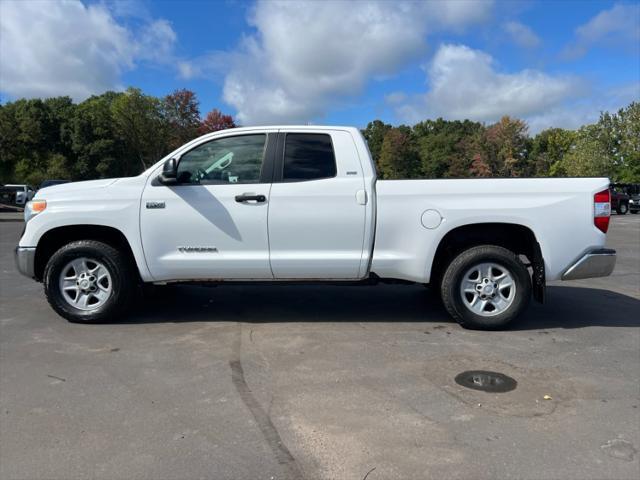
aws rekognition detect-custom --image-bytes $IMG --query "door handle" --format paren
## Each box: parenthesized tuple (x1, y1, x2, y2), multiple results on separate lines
(235, 194, 266, 203)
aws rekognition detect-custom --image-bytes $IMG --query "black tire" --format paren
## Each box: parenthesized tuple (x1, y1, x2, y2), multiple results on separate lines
(617, 202, 628, 215)
(440, 245, 531, 330)
(44, 240, 135, 323)
(631, 210, 638, 214)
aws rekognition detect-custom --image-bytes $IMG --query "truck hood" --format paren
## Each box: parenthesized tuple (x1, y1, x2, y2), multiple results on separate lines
(35, 178, 119, 198)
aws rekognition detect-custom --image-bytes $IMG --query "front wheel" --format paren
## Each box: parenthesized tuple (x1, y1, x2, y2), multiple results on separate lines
(617, 202, 628, 215)
(440, 245, 531, 330)
(44, 240, 135, 323)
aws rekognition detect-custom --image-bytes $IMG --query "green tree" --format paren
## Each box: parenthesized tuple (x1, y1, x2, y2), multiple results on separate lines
(44, 96, 76, 159)
(556, 125, 612, 177)
(529, 128, 576, 177)
(111, 88, 168, 172)
(606, 102, 639, 182)
(45, 153, 72, 180)
(413, 118, 484, 178)
(0, 102, 21, 182)
(71, 91, 125, 179)
(0, 99, 58, 184)
(362, 120, 391, 174)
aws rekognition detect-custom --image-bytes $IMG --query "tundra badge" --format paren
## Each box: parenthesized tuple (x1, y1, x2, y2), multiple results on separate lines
(146, 201, 165, 209)
(178, 247, 218, 253)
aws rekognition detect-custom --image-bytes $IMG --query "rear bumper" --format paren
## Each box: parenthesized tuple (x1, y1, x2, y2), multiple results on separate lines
(561, 248, 616, 280)
(15, 246, 36, 279)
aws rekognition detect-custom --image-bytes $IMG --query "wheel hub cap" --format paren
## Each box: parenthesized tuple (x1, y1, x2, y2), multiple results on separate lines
(59, 257, 112, 311)
(460, 262, 516, 317)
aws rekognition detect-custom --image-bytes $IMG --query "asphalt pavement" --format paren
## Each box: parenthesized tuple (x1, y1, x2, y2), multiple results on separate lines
(1, 215, 639, 480)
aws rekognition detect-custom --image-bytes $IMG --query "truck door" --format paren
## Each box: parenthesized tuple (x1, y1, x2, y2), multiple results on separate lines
(268, 130, 368, 279)
(140, 132, 276, 281)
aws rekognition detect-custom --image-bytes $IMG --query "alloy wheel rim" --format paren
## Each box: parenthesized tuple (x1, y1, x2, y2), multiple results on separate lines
(59, 257, 112, 311)
(459, 262, 516, 317)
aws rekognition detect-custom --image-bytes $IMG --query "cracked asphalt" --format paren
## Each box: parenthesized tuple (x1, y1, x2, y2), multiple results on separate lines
(1, 215, 639, 480)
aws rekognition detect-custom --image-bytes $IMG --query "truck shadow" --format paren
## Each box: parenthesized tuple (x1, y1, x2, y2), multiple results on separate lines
(122, 284, 640, 330)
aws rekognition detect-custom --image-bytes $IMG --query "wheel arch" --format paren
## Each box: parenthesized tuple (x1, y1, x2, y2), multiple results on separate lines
(430, 222, 545, 302)
(34, 225, 142, 282)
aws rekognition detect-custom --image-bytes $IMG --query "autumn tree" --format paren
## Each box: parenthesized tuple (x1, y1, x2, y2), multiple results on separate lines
(469, 153, 492, 177)
(378, 127, 421, 179)
(163, 89, 201, 150)
(199, 109, 236, 135)
(483, 116, 530, 177)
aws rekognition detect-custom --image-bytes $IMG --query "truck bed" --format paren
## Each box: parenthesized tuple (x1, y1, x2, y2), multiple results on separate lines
(372, 177, 609, 282)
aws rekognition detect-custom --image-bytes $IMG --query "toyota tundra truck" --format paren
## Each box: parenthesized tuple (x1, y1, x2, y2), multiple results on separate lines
(15, 126, 616, 329)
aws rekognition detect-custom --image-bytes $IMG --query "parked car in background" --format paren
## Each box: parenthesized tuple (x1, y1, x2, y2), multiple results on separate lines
(39, 179, 71, 190)
(610, 186, 629, 215)
(612, 183, 640, 196)
(0, 184, 35, 206)
(629, 194, 640, 214)
(15, 126, 617, 330)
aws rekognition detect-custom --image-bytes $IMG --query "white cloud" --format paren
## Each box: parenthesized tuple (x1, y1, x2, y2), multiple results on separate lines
(503, 21, 540, 48)
(177, 61, 198, 80)
(136, 19, 177, 63)
(219, 0, 494, 125)
(0, 0, 177, 101)
(394, 44, 582, 130)
(563, 3, 640, 59)
(385, 92, 408, 106)
(526, 82, 640, 133)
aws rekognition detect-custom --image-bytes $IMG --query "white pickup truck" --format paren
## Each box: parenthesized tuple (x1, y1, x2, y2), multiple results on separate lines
(16, 126, 616, 329)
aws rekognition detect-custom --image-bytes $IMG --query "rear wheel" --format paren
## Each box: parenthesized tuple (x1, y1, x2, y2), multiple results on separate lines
(44, 240, 135, 323)
(440, 245, 531, 330)
(617, 202, 628, 215)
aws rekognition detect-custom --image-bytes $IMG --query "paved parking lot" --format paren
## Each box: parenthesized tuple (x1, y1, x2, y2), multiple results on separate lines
(1, 216, 639, 480)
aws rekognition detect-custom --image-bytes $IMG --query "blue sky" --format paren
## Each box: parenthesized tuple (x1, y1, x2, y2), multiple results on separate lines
(1, 0, 638, 132)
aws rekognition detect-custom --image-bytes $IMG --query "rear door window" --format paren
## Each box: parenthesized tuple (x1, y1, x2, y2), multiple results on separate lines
(282, 134, 336, 181)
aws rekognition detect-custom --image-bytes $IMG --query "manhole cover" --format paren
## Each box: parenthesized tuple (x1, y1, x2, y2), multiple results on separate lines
(454, 370, 517, 393)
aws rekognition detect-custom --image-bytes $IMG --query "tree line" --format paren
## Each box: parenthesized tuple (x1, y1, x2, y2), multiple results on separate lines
(364, 102, 639, 182)
(0, 88, 235, 186)
(0, 87, 638, 186)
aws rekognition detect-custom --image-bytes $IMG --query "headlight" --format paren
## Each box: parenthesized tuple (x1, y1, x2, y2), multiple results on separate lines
(630, 199, 635, 204)
(24, 200, 46, 223)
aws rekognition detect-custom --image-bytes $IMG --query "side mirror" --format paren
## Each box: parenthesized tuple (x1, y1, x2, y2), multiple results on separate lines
(158, 158, 178, 185)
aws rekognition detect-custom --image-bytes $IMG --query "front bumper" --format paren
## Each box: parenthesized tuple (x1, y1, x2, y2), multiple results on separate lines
(561, 248, 616, 280)
(15, 247, 36, 279)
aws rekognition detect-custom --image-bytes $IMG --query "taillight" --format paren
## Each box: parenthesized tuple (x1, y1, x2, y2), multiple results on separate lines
(594, 189, 611, 233)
